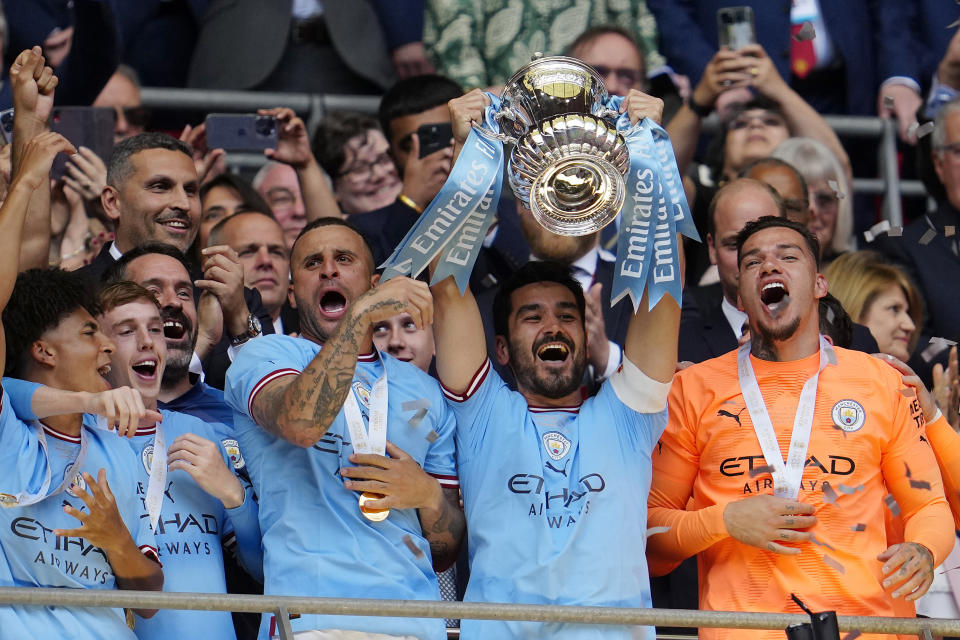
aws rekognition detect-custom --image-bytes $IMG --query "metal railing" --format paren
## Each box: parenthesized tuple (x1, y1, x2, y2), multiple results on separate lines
(0, 587, 956, 640)
(139, 87, 921, 227)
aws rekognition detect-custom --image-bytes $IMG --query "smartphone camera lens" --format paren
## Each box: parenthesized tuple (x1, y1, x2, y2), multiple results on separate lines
(255, 117, 276, 137)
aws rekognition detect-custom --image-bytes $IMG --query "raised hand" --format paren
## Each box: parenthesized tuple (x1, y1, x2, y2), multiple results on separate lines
(195, 245, 250, 339)
(12, 131, 76, 193)
(737, 44, 789, 100)
(167, 433, 245, 508)
(260, 107, 314, 169)
(63, 146, 107, 203)
(353, 276, 434, 331)
(10, 47, 57, 125)
(448, 89, 491, 148)
(621, 89, 664, 126)
(933, 346, 960, 430)
(83, 387, 163, 439)
(400, 132, 453, 210)
(179, 123, 225, 184)
(722, 493, 817, 554)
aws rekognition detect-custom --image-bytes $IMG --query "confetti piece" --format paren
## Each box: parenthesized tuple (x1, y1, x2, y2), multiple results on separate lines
(842, 631, 862, 640)
(904, 463, 932, 489)
(864, 220, 890, 243)
(921, 337, 958, 363)
(425, 430, 439, 443)
(888, 225, 903, 237)
(884, 493, 901, 517)
(919, 228, 938, 245)
(883, 95, 895, 111)
(826, 306, 836, 325)
(402, 534, 425, 558)
(823, 554, 846, 574)
(401, 398, 430, 412)
(947, 225, 957, 237)
(837, 483, 865, 494)
(810, 533, 836, 550)
(646, 526, 671, 537)
(917, 121, 936, 139)
(749, 464, 775, 478)
(950, 18, 960, 29)
(898, 388, 914, 397)
(792, 20, 816, 42)
(822, 481, 839, 504)
(827, 180, 846, 199)
(407, 407, 428, 429)
(851, 523, 866, 532)
(939, 564, 960, 575)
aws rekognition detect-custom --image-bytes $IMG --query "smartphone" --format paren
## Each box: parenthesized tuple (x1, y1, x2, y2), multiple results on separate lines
(717, 6, 756, 51)
(0, 109, 13, 144)
(49, 106, 115, 180)
(205, 114, 278, 151)
(417, 122, 454, 158)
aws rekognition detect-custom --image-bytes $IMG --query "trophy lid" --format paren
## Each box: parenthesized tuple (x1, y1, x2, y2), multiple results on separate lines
(498, 55, 611, 139)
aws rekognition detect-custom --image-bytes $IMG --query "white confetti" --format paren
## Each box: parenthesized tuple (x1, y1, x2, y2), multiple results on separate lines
(916, 121, 936, 139)
(645, 526, 671, 537)
(826, 306, 836, 325)
(401, 398, 430, 412)
(919, 228, 938, 245)
(864, 220, 891, 243)
(827, 180, 845, 199)
(823, 554, 846, 574)
(921, 337, 958, 363)
(888, 226, 904, 237)
(946, 225, 956, 238)
(793, 21, 816, 42)
(407, 407, 428, 429)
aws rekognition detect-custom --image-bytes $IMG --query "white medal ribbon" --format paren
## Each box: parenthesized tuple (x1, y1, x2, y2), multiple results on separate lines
(737, 335, 835, 500)
(144, 424, 167, 532)
(343, 358, 388, 457)
(1, 423, 91, 508)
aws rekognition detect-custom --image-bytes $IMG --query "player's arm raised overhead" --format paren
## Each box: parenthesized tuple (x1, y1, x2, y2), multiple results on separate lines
(431, 91, 494, 393)
(0, 131, 76, 376)
(251, 276, 433, 447)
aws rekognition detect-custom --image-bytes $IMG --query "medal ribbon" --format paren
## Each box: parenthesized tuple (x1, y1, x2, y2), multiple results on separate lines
(737, 335, 836, 499)
(1, 424, 90, 508)
(145, 425, 167, 532)
(381, 93, 505, 293)
(343, 358, 388, 457)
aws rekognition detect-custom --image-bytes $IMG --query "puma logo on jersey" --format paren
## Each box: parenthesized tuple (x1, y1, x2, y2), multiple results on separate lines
(717, 407, 746, 427)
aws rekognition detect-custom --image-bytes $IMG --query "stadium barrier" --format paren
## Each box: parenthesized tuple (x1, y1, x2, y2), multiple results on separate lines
(140, 87, 922, 227)
(0, 587, 955, 640)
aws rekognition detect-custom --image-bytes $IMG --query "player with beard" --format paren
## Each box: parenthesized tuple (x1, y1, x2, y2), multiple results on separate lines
(224, 218, 463, 639)
(0, 129, 164, 637)
(647, 217, 954, 640)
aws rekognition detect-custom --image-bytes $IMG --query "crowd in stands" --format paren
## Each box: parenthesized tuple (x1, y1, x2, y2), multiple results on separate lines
(2, 2, 960, 640)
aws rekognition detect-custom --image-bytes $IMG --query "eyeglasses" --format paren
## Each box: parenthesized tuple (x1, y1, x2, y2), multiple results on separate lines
(336, 152, 395, 182)
(592, 65, 643, 88)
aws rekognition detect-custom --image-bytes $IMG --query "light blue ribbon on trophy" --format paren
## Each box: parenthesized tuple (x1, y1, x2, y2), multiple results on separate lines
(381, 94, 505, 293)
(603, 96, 697, 310)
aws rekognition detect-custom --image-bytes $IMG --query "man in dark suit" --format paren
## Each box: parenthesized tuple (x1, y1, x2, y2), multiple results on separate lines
(645, 0, 921, 122)
(187, 0, 410, 94)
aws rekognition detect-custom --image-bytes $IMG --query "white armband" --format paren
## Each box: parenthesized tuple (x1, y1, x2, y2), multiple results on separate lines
(609, 357, 672, 413)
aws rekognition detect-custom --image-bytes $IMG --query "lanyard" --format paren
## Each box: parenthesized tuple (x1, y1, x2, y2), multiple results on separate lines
(144, 425, 167, 532)
(342, 355, 389, 522)
(737, 335, 835, 499)
(0, 423, 91, 508)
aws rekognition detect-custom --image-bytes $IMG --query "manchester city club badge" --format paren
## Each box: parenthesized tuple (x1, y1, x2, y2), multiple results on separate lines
(352, 381, 371, 409)
(141, 443, 154, 473)
(832, 399, 866, 432)
(65, 468, 86, 497)
(222, 438, 245, 470)
(542, 431, 572, 461)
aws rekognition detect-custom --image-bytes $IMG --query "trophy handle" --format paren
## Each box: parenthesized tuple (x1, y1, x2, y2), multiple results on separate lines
(471, 121, 518, 145)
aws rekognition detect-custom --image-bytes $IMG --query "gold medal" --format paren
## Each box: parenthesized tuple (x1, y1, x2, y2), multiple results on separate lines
(359, 491, 389, 522)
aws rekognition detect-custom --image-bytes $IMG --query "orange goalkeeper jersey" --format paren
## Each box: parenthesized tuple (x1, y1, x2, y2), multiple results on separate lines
(648, 346, 954, 640)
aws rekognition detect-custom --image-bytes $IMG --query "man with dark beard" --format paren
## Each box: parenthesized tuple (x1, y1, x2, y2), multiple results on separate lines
(647, 217, 954, 640)
(425, 75, 678, 640)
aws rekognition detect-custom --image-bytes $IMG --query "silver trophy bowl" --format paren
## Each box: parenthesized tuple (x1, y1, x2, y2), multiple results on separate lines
(477, 54, 629, 236)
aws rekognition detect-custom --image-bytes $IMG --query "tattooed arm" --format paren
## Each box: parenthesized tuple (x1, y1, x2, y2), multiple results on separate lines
(251, 277, 434, 447)
(421, 486, 466, 571)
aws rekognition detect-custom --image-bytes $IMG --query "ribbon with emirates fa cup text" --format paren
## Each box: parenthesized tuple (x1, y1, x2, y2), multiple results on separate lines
(380, 94, 504, 293)
(605, 95, 700, 311)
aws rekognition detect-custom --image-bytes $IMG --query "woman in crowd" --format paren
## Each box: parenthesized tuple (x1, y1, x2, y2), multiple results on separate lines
(773, 137, 854, 264)
(312, 111, 402, 216)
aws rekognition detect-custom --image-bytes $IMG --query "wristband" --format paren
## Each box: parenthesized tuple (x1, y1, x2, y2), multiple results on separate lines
(397, 194, 423, 214)
(688, 97, 714, 119)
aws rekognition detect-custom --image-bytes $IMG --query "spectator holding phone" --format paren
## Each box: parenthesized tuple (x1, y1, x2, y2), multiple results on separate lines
(313, 111, 402, 216)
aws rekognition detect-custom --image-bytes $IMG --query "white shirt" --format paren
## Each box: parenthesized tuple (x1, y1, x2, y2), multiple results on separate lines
(721, 296, 748, 340)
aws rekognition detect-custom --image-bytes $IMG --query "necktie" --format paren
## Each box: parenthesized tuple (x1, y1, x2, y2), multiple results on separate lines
(790, 23, 817, 79)
(437, 565, 460, 628)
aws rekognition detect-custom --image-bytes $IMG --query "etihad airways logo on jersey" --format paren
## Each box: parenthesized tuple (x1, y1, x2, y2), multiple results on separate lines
(719, 454, 855, 477)
(10, 516, 112, 584)
(508, 472, 606, 528)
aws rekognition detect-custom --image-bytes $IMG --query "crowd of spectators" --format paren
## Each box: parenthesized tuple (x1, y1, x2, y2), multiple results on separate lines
(2, 2, 960, 640)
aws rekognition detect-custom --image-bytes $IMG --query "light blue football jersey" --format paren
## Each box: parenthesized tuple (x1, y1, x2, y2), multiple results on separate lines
(442, 360, 667, 639)
(224, 334, 458, 640)
(128, 409, 262, 640)
(0, 384, 157, 640)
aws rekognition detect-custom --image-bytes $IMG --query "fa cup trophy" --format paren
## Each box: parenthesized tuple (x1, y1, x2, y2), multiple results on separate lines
(474, 54, 630, 236)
